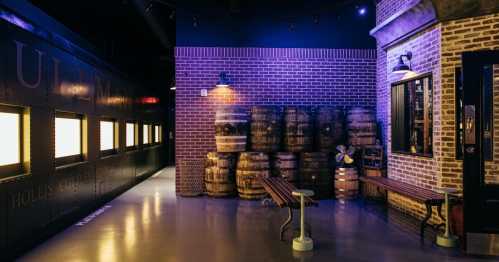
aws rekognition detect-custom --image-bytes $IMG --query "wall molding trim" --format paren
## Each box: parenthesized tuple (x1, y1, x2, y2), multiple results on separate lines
(175, 47, 376, 59)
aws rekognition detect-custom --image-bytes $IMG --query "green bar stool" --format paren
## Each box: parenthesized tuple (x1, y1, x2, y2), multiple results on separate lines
(436, 188, 459, 248)
(292, 189, 314, 252)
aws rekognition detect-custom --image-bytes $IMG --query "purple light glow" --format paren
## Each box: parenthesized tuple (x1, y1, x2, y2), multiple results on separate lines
(0, 10, 34, 32)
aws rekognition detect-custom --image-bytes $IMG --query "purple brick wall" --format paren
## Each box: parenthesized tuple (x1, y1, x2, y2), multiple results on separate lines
(376, 0, 414, 25)
(175, 47, 377, 193)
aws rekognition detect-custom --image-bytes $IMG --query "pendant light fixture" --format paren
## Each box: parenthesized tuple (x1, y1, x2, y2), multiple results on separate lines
(216, 72, 231, 88)
(393, 51, 413, 74)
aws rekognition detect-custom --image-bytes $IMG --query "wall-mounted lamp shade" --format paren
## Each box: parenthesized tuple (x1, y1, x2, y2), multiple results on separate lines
(393, 57, 411, 73)
(393, 51, 413, 74)
(216, 72, 230, 88)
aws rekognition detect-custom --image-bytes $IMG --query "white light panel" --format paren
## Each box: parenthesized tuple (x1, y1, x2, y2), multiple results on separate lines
(0, 112, 20, 166)
(55, 117, 81, 158)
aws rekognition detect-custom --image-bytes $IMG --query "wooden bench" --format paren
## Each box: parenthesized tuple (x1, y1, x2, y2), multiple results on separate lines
(259, 177, 318, 240)
(359, 176, 446, 237)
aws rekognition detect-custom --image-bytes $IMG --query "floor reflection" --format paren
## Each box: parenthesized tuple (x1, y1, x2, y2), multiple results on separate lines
(19, 167, 480, 262)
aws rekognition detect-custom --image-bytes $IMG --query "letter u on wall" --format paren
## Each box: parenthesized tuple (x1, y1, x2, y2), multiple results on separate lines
(15, 40, 43, 89)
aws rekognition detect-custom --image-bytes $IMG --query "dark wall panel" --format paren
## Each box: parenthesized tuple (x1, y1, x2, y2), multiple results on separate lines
(122, 152, 136, 182)
(51, 164, 95, 221)
(136, 147, 161, 177)
(0, 8, 168, 254)
(0, 183, 6, 250)
(6, 177, 51, 248)
(96, 155, 126, 196)
(1, 22, 48, 107)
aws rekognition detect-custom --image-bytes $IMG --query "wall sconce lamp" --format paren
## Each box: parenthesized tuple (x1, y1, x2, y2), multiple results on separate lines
(393, 51, 413, 74)
(216, 72, 231, 88)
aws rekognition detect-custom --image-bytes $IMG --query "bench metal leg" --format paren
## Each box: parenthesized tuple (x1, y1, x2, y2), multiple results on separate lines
(420, 203, 433, 238)
(261, 198, 273, 207)
(280, 207, 293, 241)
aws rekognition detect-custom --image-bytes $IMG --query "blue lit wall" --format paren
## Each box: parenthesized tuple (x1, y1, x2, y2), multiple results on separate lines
(176, 0, 376, 48)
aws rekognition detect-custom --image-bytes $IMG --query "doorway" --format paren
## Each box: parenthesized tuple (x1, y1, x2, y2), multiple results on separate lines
(462, 50, 499, 255)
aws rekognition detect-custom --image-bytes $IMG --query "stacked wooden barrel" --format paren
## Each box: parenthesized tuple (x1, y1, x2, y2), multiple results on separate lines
(334, 167, 359, 200)
(316, 107, 344, 152)
(300, 152, 331, 199)
(271, 152, 299, 185)
(236, 152, 270, 199)
(250, 106, 282, 152)
(204, 152, 237, 197)
(347, 108, 376, 147)
(283, 107, 313, 152)
(215, 107, 249, 152)
(205, 105, 380, 201)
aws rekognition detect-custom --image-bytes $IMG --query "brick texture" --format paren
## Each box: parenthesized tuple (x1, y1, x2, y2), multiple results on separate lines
(375, 0, 415, 149)
(375, 0, 414, 26)
(440, 14, 499, 189)
(175, 47, 377, 193)
(376, 0, 499, 223)
(384, 25, 443, 223)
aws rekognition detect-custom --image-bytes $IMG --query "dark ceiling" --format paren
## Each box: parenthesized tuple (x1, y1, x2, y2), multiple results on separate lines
(28, 0, 176, 101)
(26, 0, 376, 100)
(177, 0, 376, 48)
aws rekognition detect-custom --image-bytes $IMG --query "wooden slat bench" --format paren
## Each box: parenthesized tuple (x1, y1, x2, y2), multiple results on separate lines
(259, 177, 318, 240)
(359, 176, 445, 237)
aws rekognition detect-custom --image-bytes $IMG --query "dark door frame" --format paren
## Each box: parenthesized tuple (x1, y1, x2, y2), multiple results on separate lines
(462, 51, 499, 244)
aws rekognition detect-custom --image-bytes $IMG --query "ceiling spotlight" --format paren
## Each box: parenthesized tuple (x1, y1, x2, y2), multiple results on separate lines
(216, 72, 231, 88)
(193, 16, 198, 28)
(393, 51, 413, 74)
(358, 7, 367, 16)
(313, 15, 319, 24)
(145, 3, 153, 13)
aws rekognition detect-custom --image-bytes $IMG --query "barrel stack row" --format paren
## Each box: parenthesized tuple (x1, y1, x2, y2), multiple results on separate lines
(205, 151, 333, 199)
(215, 106, 350, 153)
(208, 106, 377, 200)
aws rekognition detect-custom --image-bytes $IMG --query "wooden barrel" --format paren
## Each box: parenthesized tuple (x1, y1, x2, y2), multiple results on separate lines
(347, 107, 377, 147)
(316, 107, 344, 152)
(205, 152, 237, 197)
(283, 107, 313, 152)
(236, 152, 270, 200)
(300, 152, 332, 199)
(215, 107, 248, 152)
(334, 167, 359, 200)
(250, 106, 282, 152)
(271, 152, 298, 185)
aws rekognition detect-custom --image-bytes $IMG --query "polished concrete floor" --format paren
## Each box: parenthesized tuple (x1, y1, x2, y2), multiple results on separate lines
(18, 167, 488, 262)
